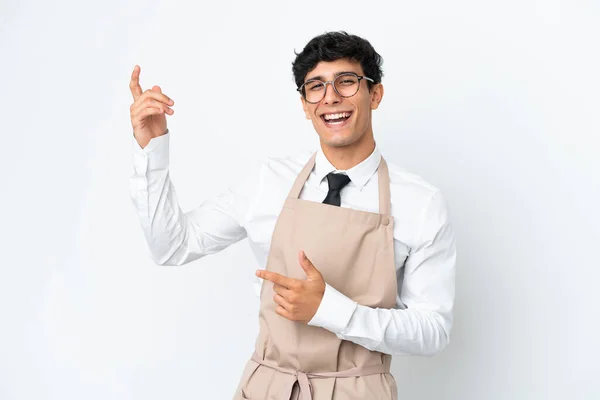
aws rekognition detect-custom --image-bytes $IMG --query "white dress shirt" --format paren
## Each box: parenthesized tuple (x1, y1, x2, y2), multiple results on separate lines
(129, 131, 457, 357)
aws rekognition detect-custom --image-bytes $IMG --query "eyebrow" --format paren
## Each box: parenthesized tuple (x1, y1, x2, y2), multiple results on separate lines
(305, 71, 358, 82)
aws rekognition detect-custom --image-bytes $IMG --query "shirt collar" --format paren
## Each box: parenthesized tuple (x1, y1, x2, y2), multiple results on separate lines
(314, 142, 382, 191)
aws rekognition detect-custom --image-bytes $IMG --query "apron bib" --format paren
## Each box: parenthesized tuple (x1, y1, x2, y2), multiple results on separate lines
(234, 151, 398, 400)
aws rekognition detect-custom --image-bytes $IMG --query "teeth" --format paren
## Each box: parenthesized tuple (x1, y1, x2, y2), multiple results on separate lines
(324, 112, 351, 121)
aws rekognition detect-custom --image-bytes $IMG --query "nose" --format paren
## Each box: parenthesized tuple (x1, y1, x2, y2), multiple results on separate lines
(323, 82, 341, 105)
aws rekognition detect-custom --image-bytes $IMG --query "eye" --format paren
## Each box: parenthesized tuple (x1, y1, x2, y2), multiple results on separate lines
(306, 82, 323, 91)
(337, 76, 358, 85)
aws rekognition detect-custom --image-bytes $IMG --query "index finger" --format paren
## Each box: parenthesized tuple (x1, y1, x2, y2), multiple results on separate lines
(129, 65, 143, 101)
(257, 270, 298, 289)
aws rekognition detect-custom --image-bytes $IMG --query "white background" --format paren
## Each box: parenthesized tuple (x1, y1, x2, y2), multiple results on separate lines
(1, 0, 598, 399)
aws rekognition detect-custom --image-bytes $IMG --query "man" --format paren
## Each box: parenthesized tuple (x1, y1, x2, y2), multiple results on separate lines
(129, 31, 456, 400)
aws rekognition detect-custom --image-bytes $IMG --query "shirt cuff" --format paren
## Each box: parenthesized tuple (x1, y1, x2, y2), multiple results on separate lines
(307, 283, 358, 334)
(132, 130, 170, 173)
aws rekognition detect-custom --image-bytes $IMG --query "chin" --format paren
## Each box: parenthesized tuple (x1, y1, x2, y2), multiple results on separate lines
(320, 131, 360, 148)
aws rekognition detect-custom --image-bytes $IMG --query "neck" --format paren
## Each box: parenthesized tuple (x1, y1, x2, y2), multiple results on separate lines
(320, 131, 376, 171)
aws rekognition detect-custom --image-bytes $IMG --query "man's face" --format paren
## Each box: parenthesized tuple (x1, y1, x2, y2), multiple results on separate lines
(301, 58, 383, 148)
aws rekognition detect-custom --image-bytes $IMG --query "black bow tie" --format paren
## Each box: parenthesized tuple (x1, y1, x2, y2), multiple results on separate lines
(322, 172, 351, 206)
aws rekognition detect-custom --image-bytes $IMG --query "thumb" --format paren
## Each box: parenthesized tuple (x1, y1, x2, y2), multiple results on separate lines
(152, 85, 162, 93)
(299, 250, 319, 278)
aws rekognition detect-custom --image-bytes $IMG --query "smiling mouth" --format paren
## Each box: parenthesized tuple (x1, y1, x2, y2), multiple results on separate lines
(320, 111, 353, 126)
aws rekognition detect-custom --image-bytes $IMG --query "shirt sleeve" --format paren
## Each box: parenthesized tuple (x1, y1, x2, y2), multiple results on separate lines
(129, 130, 261, 266)
(307, 189, 457, 356)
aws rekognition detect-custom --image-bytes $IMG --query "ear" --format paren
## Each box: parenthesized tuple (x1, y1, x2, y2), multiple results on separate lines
(300, 96, 311, 120)
(370, 83, 384, 110)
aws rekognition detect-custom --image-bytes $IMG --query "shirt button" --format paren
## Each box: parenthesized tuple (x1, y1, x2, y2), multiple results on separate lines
(382, 217, 390, 226)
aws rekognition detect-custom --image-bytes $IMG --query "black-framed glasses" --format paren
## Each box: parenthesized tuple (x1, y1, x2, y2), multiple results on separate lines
(297, 72, 375, 104)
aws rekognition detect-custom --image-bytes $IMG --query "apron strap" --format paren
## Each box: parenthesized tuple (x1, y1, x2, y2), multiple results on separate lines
(250, 352, 390, 400)
(287, 152, 317, 200)
(377, 157, 391, 215)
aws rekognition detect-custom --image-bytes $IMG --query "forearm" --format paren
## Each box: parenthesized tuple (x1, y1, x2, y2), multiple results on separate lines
(129, 133, 247, 265)
(308, 284, 452, 356)
(340, 302, 451, 356)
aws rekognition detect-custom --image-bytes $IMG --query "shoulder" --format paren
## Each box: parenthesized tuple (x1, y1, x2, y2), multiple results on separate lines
(383, 157, 451, 231)
(384, 158, 441, 201)
(255, 149, 315, 179)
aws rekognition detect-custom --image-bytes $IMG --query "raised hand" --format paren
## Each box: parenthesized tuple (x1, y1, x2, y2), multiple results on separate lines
(129, 65, 175, 149)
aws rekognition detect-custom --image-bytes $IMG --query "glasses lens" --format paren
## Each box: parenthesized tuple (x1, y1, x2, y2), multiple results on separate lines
(334, 74, 359, 97)
(303, 80, 325, 103)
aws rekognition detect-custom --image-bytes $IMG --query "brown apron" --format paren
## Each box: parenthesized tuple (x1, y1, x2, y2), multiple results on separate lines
(233, 151, 398, 400)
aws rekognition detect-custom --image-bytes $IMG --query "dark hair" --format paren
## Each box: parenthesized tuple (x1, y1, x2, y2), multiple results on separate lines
(292, 31, 384, 92)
